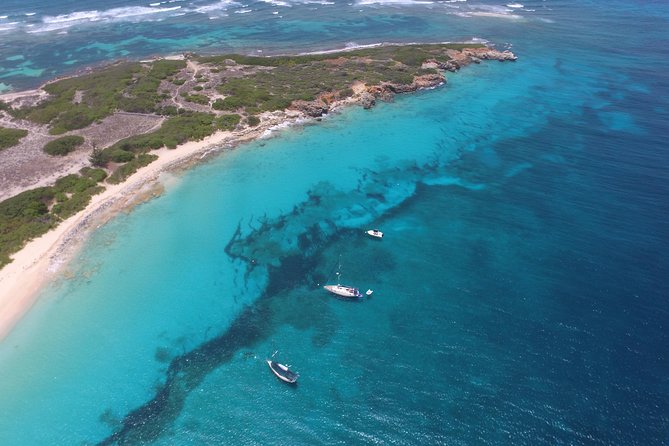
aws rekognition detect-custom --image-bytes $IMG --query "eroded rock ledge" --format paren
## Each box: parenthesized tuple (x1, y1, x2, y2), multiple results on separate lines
(290, 47, 517, 115)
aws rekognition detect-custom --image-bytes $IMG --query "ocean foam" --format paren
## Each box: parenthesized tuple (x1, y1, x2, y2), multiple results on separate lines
(449, 4, 524, 19)
(193, 0, 241, 14)
(257, 0, 292, 7)
(42, 11, 103, 25)
(356, 0, 434, 5)
(0, 21, 21, 33)
(29, 5, 184, 33)
(467, 11, 522, 19)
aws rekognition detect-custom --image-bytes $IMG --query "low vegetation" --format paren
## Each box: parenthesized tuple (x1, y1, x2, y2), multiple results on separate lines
(181, 93, 210, 105)
(0, 127, 28, 151)
(107, 154, 158, 184)
(43, 135, 85, 156)
(196, 44, 472, 114)
(102, 112, 218, 161)
(247, 115, 260, 127)
(217, 114, 241, 131)
(0, 168, 107, 267)
(7, 60, 185, 134)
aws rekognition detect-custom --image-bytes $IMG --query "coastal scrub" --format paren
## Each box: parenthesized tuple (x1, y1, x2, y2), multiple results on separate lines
(0, 127, 28, 151)
(0, 168, 107, 267)
(43, 135, 85, 156)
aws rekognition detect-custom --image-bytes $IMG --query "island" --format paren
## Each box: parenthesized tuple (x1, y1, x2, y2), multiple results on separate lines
(0, 42, 515, 338)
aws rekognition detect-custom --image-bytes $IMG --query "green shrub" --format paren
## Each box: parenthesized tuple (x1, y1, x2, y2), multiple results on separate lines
(51, 186, 104, 219)
(49, 107, 97, 134)
(104, 112, 217, 155)
(109, 149, 135, 163)
(0, 187, 57, 267)
(217, 114, 241, 131)
(247, 115, 260, 127)
(107, 154, 158, 184)
(54, 174, 97, 194)
(43, 135, 85, 156)
(193, 86, 203, 91)
(12, 62, 140, 129)
(212, 98, 226, 110)
(118, 59, 186, 113)
(181, 93, 209, 105)
(80, 167, 108, 182)
(89, 148, 108, 167)
(0, 127, 28, 150)
(0, 169, 107, 267)
(157, 105, 181, 116)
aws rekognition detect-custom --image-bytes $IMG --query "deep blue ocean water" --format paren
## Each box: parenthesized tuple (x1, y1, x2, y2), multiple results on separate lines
(1, 0, 668, 444)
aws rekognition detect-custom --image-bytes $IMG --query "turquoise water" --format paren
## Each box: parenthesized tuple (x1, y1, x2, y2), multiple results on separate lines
(1, 0, 669, 444)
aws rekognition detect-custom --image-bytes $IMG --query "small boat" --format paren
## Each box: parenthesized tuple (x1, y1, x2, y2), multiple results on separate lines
(324, 284, 363, 298)
(267, 360, 299, 384)
(366, 229, 384, 239)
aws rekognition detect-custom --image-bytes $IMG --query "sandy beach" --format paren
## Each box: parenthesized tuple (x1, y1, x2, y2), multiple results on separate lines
(0, 107, 315, 341)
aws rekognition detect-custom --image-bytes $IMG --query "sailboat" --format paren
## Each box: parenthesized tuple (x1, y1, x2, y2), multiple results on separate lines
(323, 257, 363, 299)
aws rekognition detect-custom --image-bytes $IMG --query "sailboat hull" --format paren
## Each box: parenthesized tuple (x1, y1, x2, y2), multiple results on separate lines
(323, 285, 363, 298)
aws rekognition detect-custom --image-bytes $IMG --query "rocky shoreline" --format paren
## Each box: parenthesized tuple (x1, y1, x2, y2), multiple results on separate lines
(291, 47, 516, 115)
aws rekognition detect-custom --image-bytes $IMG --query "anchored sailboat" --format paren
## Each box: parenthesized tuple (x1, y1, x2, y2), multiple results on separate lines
(323, 256, 363, 299)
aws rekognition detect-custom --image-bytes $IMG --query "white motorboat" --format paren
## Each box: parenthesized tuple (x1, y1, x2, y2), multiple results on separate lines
(267, 360, 299, 384)
(366, 229, 383, 239)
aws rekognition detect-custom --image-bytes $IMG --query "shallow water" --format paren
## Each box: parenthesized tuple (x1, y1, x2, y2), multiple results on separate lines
(0, 0, 668, 444)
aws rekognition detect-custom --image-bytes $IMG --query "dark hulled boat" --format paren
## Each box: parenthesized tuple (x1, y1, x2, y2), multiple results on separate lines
(267, 360, 299, 384)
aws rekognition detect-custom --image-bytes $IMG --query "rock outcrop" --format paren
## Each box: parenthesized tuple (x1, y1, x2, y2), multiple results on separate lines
(295, 46, 516, 114)
(425, 48, 517, 73)
(362, 72, 445, 105)
(359, 92, 376, 109)
(290, 99, 329, 117)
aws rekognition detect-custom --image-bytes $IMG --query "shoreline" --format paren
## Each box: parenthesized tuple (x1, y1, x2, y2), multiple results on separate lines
(0, 43, 517, 341)
(0, 106, 319, 341)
